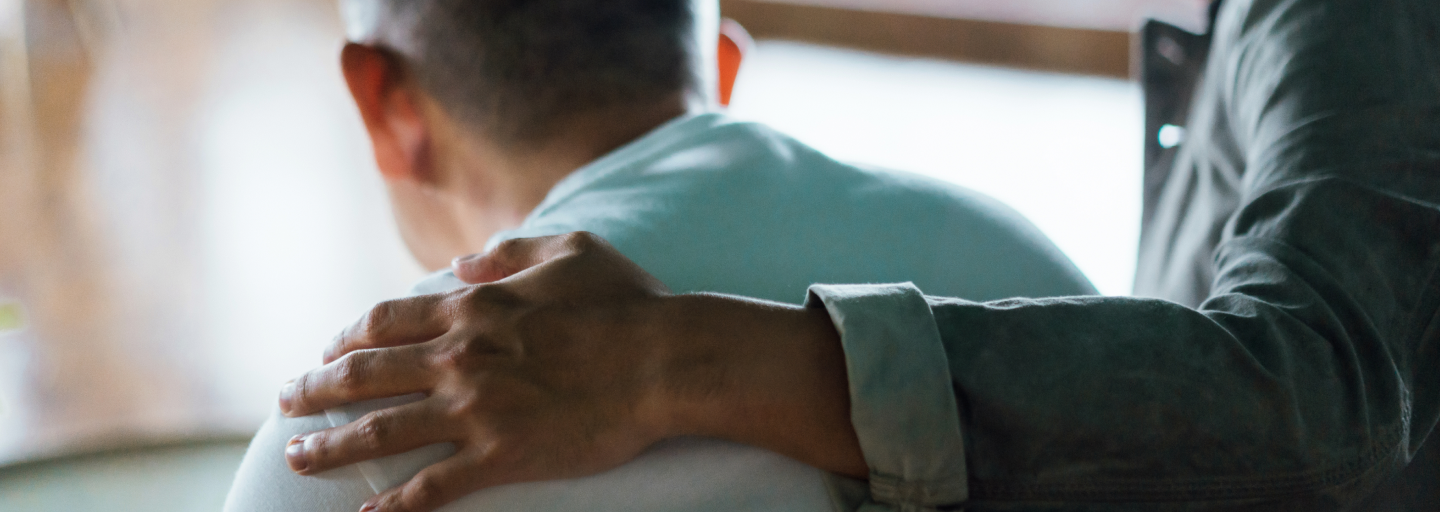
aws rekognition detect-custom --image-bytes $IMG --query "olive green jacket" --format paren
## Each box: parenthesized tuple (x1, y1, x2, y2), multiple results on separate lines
(809, 0, 1440, 509)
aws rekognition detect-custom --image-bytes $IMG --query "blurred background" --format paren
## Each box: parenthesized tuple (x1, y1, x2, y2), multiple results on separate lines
(0, 0, 1207, 509)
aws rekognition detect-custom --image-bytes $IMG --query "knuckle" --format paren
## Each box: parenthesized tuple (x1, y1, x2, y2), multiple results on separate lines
(355, 414, 391, 452)
(431, 344, 470, 372)
(290, 373, 314, 408)
(360, 301, 398, 336)
(494, 237, 525, 256)
(406, 475, 446, 508)
(456, 285, 486, 304)
(447, 392, 484, 419)
(328, 327, 350, 355)
(332, 354, 371, 394)
(563, 231, 601, 251)
(459, 283, 520, 310)
(491, 239, 527, 270)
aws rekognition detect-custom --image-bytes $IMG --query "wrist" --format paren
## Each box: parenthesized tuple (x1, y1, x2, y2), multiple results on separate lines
(634, 293, 754, 439)
(638, 292, 867, 477)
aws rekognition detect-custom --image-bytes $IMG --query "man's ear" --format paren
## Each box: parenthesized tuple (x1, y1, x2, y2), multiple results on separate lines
(341, 43, 433, 183)
(717, 19, 751, 107)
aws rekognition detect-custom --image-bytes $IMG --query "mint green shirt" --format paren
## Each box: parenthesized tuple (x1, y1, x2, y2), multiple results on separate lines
(482, 112, 1095, 303)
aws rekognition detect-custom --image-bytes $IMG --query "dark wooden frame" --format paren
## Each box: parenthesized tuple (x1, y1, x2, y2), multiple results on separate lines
(720, 0, 1134, 78)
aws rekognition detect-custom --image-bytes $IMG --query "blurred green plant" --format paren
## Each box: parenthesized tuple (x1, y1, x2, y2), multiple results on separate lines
(0, 301, 24, 332)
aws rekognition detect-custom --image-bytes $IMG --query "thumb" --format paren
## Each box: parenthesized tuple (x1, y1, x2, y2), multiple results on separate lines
(451, 232, 600, 284)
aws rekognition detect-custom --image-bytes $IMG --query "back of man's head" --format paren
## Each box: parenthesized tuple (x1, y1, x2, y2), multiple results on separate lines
(342, 0, 701, 145)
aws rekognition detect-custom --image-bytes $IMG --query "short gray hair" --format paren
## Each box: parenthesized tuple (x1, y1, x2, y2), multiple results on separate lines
(342, 0, 698, 145)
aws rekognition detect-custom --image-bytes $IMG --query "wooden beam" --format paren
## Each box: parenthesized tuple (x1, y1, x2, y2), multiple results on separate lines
(720, 0, 1134, 78)
(723, 0, 1210, 33)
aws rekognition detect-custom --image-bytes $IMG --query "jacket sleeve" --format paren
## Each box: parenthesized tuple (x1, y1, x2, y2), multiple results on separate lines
(805, 284, 969, 511)
(808, 0, 1440, 509)
(812, 185, 1440, 510)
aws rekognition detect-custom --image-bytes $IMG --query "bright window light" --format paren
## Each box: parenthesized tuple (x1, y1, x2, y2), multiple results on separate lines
(728, 41, 1144, 296)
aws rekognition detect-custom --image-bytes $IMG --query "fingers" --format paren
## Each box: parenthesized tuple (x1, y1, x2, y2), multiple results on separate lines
(452, 232, 608, 284)
(325, 295, 451, 364)
(281, 344, 437, 417)
(287, 398, 454, 475)
(361, 452, 485, 512)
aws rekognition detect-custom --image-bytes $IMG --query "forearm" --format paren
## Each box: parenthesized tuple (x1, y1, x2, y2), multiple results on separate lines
(929, 227, 1437, 506)
(651, 293, 867, 479)
(771, 236, 1434, 510)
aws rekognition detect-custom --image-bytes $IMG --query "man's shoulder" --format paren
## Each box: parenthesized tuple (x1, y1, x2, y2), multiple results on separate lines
(497, 117, 1096, 301)
(612, 117, 1007, 216)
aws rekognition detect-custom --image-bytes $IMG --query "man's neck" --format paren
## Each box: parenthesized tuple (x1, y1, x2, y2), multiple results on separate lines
(443, 95, 694, 253)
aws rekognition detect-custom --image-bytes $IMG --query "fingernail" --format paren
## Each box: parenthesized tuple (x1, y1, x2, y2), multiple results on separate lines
(279, 380, 296, 415)
(359, 504, 378, 512)
(286, 435, 309, 472)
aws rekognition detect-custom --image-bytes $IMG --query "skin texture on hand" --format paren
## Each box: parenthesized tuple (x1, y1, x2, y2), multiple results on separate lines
(278, 232, 866, 512)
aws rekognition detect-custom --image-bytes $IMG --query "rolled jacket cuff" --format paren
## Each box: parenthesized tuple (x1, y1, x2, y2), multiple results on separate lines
(806, 283, 969, 508)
